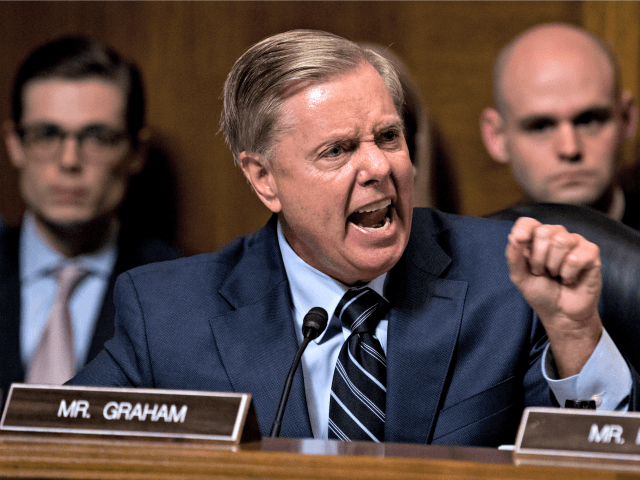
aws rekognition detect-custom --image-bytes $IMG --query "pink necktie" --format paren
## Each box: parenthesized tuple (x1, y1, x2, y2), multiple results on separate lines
(26, 264, 88, 385)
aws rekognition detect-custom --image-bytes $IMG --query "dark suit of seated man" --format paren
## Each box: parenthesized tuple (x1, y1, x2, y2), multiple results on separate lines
(70, 30, 640, 447)
(0, 37, 180, 408)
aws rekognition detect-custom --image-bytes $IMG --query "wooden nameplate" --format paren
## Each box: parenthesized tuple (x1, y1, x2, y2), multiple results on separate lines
(0, 384, 261, 444)
(514, 407, 640, 471)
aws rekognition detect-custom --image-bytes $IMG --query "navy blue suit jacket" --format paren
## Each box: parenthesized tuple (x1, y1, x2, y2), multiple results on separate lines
(70, 209, 640, 446)
(0, 224, 180, 408)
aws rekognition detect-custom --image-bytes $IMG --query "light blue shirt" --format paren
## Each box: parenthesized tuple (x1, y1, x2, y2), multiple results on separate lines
(19, 214, 118, 373)
(276, 221, 631, 439)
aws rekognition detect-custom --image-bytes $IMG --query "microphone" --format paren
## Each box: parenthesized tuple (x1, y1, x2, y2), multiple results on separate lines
(270, 307, 328, 438)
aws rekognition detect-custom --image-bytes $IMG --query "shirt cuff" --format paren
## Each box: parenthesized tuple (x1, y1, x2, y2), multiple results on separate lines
(542, 328, 631, 411)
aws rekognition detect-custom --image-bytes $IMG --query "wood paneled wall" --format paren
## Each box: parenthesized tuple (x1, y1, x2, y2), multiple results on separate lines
(0, 2, 636, 254)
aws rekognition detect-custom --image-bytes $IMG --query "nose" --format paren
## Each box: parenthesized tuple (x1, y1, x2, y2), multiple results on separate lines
(58, 136, 82, 170)
(356, 142, 392, 186)
(556, 123, 582, 162)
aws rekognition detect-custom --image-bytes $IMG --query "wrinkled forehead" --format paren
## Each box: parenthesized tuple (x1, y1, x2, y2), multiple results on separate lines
(276, 64, 400, 137)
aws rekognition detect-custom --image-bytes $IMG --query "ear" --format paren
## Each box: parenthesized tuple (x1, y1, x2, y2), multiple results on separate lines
(4, 120, 27, 169)
(619, 90, 638, 139)
(124, 127, 150, 176)
(239, 151, 282, 213)
(480, 108, 509, 163)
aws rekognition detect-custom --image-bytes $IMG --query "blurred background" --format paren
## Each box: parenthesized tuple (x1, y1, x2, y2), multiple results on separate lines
(1, 1, 638, 255)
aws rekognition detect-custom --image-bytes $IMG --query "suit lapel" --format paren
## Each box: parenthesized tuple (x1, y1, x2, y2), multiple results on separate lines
(211, 217, 312, 438)
(87, 274, 116, 363)
(384, 212, 467, 444)
(206, 211, 468, 442)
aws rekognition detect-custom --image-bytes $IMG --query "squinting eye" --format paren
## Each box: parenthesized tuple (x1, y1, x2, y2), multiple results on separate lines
(375, 129, 403, 149)
(382, 130, 399, 141)
(324, 145, 344, 157)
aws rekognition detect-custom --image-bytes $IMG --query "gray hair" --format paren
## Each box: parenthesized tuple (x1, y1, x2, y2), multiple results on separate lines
(220, 29, 404, 166)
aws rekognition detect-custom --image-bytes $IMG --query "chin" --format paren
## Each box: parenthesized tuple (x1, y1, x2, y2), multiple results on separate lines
(42, 206, 92, 222)
(351, 252, 404, 284)
(47, 217, 96, 229)
(36, 208, 111, 235)
(553, 192, 600, 206)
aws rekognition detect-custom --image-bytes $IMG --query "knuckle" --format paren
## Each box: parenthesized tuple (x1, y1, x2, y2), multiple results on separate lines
(549, 232, 574, 249)
(565, 252, 582, 266)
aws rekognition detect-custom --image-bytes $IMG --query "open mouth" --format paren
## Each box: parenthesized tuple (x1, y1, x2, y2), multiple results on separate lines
(348, 199, 392, 231)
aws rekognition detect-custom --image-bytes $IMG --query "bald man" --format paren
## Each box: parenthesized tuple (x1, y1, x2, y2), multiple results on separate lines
(481, 23, 639, 228)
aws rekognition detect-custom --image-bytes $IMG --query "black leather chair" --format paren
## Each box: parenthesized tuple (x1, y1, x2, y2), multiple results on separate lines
(487, 203, 640, 374)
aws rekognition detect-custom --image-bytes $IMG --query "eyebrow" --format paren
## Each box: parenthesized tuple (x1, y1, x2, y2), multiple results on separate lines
(518, 105, 614, 130)
(314, 118, 404, 148)
(21, 121, 125, 131)
(368, 118, 405, 139)
(571, 106, 613, 123)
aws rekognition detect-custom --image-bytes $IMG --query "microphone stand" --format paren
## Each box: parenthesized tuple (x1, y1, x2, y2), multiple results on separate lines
(270, 307, 327, 438)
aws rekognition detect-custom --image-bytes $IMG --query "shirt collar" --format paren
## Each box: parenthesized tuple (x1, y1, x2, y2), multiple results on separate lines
(276, 220, 387, 344)
(20, 213, 119, 281)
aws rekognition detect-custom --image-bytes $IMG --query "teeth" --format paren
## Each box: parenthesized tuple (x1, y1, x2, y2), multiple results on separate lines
(363, 216, 391, 232)
(356, 199, 391, 213)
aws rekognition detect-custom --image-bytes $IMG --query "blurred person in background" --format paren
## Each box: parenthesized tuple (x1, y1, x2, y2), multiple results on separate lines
(481, 23, 639, 228)
(0, 36, 180, 406)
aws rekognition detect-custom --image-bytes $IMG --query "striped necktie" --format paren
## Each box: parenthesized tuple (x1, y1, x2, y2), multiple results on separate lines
(328, 287, 387, 442)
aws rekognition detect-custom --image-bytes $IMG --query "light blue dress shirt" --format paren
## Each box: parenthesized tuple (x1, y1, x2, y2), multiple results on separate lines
(19, 214, 118, 373)
(276, 221, 631, 440)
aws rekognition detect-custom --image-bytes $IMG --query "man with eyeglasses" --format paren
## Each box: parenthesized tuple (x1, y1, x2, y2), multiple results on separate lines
(0, 37, 180, 406)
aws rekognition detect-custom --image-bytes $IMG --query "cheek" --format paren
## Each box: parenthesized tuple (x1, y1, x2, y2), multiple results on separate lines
(584, 133, 619, 170)
(104, 175, 129, 204)
(90, 166, 130, 208)
(509, 137, 555, 170)
(509, 156, 548, 192)
(19, 164, 53, 198)
(399, 159, 415, 188)
(385, 150, 412, 185)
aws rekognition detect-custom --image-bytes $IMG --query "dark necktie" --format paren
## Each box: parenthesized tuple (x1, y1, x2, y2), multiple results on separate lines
(328, 287, 387, 442)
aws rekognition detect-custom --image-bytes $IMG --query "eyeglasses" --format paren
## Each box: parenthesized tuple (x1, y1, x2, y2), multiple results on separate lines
(16, 123, 131, 163)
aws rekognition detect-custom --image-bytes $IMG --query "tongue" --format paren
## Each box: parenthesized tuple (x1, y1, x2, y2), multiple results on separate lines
(350, 208, 388, 228)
